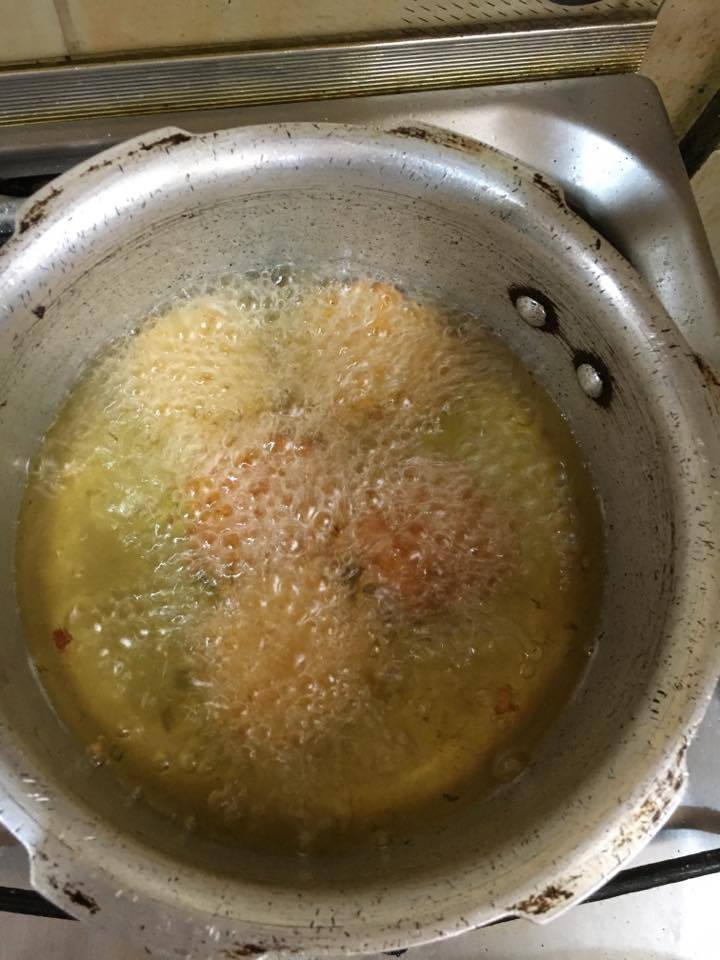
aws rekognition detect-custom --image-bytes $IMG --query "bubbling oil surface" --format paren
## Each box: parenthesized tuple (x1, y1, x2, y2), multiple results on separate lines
(16, 271, 603, 853)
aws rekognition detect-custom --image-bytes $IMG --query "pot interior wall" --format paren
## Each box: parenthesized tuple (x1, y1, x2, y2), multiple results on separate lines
(0, 135, 692, 927)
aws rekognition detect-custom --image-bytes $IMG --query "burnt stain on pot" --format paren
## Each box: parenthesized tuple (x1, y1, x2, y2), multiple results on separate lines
(18, 186, 63, 234)
(62, 882, 100, 914)
(221, 946, 267, 958)
(31, 304, 46, 319)
(123, 131, 195, 161)
(638, 792, 670, 826)
(139, 132, 193, 152)
(691, 351, 720, 389)
(387, 128, 566, 212)
(84, 158, 114, 175)
(615, 738, 689, 854)
(531, 173, 565, 210)
(388, 125, 508, 165)
(512, 883, 573, 915)
(121, 132, 193, 161)
(635, 771, 685, 828)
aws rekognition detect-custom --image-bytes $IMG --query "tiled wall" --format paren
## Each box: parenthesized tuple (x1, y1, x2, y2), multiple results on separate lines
(2, 0, 66, 64)
(641, 0, 720, 138)
(3, 0, 442, 65)
(640, 0, 720, 269)
(42, 0, 434, 59)
(693, 150, 720, 271)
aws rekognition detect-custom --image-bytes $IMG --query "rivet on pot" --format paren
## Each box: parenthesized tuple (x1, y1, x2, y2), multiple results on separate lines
(514, 294, 547, 328)
(576, 362, 604, 400)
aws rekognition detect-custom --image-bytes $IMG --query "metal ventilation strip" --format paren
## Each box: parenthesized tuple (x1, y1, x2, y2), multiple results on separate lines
(0, 21, 654, 126)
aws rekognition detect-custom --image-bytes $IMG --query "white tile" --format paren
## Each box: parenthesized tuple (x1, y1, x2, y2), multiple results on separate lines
(58, 0, 431, 56)
(641, 0, 720, 137)
(0, 0, 66, 63)
(693, 150, 720, 273)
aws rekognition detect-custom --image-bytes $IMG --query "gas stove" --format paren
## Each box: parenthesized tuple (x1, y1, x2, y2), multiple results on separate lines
(1, 72, 719, 958)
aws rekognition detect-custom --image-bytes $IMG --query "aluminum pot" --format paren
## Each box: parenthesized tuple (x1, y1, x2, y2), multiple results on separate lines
(0, 123, 718, 958)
